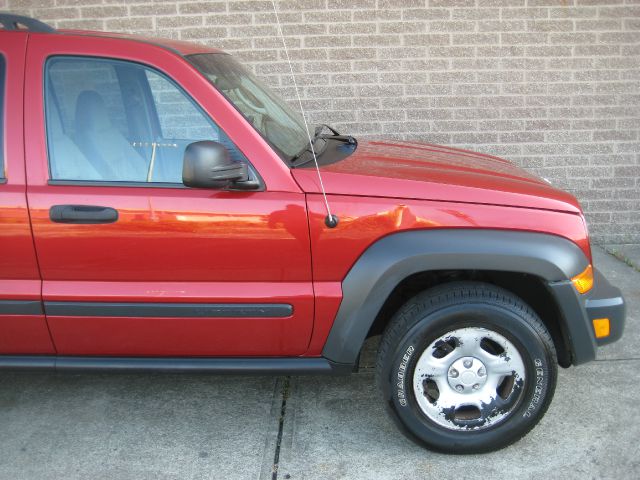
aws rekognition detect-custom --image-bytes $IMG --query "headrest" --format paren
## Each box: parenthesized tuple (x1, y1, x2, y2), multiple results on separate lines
(75, 90, 111, 133)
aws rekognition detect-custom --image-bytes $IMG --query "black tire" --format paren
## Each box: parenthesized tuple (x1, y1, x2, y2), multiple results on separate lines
(376, 281, 557, 454)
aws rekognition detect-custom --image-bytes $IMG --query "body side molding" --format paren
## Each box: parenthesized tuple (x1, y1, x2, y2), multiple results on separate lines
(0, 300, 43, 315)
(321, 229, 591, 365)
(44, 302, 293, 318)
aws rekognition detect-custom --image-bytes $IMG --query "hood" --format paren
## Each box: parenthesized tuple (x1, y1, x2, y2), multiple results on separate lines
(291, 139, 581, 213)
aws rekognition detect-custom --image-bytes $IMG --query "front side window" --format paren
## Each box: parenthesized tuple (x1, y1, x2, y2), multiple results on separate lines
(0, 54, 5, 179)
(45, 56, 249, 183)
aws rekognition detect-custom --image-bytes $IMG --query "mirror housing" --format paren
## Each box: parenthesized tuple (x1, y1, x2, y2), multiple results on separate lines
(182, 141, 249, 189)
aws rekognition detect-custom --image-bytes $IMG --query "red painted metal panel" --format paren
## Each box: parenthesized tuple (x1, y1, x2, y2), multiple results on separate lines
(45, 281, 313, 356)
(23, 33, 313, 356)
(305, 194, 590, 284)
(0, 33, 39, 280)
(56, 30, 225, 56)
(305, 281, 342, 357)
(28, 188, 312, 283)
(292, 140, 583, 215)
(0, 316, 55, 354)
(0, 32, 54, 354)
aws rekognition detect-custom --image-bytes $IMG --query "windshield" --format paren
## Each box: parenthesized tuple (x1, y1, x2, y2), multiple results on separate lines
(188, 53, 309, 161)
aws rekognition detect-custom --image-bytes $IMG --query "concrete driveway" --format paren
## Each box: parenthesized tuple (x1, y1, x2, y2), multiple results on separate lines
(0, 247, 638, 480)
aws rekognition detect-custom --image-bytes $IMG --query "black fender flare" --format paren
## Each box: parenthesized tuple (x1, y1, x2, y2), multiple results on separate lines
(321, 229, 593, 365)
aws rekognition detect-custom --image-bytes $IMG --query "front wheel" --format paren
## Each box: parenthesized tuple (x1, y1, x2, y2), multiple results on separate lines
(376, 282, 557, 453)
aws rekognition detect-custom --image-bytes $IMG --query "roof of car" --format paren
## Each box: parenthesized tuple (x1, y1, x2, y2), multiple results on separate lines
(0, 13, 223, 56)
(57, 30, 224, 56)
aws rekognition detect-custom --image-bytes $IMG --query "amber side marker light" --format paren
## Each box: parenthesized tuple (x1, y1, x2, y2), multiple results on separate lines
(592, 318, 610, 339)
(571, 264, 594, 294)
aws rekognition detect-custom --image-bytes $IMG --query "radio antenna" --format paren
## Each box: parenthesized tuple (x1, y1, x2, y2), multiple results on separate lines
(270, 1, 339, 228)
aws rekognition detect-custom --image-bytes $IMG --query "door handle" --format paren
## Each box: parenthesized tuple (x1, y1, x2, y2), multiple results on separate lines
(49, 205, 119, 224)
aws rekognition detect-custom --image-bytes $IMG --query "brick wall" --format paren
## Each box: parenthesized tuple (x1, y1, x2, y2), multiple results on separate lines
(4, 0, 640, 244)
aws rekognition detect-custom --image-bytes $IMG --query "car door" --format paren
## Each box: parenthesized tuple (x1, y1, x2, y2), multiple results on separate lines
(24, 33, 313, 357)
(0, 32, 56, 355)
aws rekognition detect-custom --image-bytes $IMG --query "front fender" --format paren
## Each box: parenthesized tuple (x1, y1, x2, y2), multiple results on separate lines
(322, 229, 592, 365)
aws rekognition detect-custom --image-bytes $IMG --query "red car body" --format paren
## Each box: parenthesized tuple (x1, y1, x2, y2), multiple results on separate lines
(0, 27, 613, 365)
(0, 15, 628, 454)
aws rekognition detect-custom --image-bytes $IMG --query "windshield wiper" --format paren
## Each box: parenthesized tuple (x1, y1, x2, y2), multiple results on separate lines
(290, 124, 332, 164)
(290, 124, 355, 167)
(317, 123, 339, 136)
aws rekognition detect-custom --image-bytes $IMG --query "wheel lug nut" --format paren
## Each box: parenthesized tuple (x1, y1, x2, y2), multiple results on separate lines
(463, 359, 473, 368)
(455, 385, 464, 392)
(478, 367, 485, 377)
(472, 384, 480, 390)
(449, 369, 459, 378)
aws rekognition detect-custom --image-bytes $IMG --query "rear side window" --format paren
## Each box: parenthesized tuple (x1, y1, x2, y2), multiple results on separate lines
(0, 55, 5, 179)
(44, 56, 249, 183)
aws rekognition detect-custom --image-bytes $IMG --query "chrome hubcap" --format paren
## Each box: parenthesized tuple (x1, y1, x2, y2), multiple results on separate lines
(413, 327, 526, 431)
(447, 356, 488, 393)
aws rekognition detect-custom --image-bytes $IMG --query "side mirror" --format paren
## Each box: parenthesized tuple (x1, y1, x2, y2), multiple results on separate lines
(182, 141, 249, 189)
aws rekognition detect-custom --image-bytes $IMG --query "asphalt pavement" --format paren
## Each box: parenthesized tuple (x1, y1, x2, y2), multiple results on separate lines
(0, 246, 638, 480)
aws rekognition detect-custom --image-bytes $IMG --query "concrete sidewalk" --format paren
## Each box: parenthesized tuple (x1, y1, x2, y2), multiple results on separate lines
(0, 247, 638, 480)
(604, 244, 640, 272)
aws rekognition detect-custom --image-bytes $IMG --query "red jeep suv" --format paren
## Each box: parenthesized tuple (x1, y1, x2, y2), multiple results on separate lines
(0, 14, 625, 453)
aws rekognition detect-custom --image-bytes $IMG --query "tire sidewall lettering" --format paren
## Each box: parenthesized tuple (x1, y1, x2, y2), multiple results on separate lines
(523, 357, 548, 418)
(395, 344, 415, 407)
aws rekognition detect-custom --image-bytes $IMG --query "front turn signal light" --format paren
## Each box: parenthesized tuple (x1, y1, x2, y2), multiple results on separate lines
(592, 318, 610, 338)
(571, 264, 594, 294)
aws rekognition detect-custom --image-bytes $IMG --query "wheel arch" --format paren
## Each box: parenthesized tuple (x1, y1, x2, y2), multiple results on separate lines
(366, 270, 572, 367)
(321, 229, 591, 367)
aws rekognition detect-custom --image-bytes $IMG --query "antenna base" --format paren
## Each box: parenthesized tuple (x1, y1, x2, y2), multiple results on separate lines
(324, 214, 339, 228)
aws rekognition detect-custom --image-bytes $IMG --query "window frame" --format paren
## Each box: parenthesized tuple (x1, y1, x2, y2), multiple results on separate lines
(43, 54, 263, 190)
(0, 54, 5, 181)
